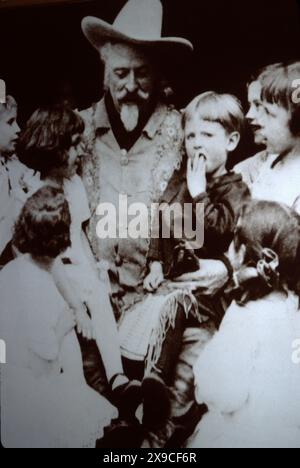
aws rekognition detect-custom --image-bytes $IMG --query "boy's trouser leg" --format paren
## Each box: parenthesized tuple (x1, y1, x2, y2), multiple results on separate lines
(151, 304, 188, 386)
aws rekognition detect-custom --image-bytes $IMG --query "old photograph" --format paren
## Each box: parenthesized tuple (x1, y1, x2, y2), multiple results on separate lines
(1, 0, 300, 449)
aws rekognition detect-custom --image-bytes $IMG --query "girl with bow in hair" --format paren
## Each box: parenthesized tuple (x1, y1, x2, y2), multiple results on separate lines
(189, 200, 300, 448)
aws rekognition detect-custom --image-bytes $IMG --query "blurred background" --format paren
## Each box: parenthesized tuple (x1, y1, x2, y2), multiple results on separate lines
(0, 0, 300, 162)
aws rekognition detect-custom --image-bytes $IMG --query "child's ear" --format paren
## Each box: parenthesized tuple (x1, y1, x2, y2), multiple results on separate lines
(226, 131, 240, 152)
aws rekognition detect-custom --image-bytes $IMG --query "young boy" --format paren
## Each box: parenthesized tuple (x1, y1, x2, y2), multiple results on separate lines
(0, 96, 38, 266)
(118, 93, 250, 431)
(118, 92, 250, 431)
(145, 92, 250, 294)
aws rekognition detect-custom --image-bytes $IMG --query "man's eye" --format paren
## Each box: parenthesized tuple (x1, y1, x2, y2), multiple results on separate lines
(136, 68, 149, 79)
(7, 119, 15, 126)
(115, 70, 128, 79)
(74, 138, 81, 147)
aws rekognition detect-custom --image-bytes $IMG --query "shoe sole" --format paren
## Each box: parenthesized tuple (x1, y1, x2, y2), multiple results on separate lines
(142, 377, 171, 430)
(120, 380, 143, 421)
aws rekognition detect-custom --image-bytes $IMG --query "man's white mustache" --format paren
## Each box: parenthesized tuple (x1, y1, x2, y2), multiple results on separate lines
(117, 89, 150, 101)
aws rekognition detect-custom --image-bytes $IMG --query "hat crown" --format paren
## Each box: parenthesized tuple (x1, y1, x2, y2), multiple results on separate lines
(113, 0, 163, 40)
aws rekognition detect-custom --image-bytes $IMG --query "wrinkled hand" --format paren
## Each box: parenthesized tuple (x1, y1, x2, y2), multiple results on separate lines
(143, 262, 164, 292)
(75, 306, 96, 341)
(187, 154, 207, 199)
(172, 259, 229, 295)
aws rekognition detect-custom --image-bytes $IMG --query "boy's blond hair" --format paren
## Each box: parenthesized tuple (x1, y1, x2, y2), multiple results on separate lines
(0, 95, 17, 120)
(184, 91, 245, 135)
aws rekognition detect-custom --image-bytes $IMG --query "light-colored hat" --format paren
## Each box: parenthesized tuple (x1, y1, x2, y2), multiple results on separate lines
(81, 0, 193, 57)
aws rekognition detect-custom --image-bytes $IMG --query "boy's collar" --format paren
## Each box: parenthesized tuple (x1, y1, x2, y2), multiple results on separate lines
(207, 168, 229, 183)
(207, 170, 241, 188)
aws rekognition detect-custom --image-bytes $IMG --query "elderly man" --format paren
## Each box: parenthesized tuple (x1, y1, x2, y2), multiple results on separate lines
(80, 0, 192, 305)
(79, 0, 229, 446)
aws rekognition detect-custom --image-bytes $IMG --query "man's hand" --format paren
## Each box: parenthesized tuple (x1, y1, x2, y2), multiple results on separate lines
(187, 154, 207, 199)
(56, 306, 76, 341)
(75, 305, 96, 341)
(172, 259, 229, 296)
(143, 261, 164, 292)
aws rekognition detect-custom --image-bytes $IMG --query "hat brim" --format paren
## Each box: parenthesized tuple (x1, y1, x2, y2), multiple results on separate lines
(82, 16, 193, 58)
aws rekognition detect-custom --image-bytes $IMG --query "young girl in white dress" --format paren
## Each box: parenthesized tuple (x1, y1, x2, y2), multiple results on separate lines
(236, 62, 300, 212)
(17, 106, 143, 421)
(0, 96, 39, 265)
(189, 200, 300, 448)
(0, 187, 117, 447)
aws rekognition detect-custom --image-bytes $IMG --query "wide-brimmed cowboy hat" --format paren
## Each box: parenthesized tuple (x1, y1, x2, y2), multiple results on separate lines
(81, 0, 193, 57)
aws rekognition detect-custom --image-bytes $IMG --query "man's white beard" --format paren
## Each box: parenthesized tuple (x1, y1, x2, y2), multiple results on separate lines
(120, 103, 140, 132)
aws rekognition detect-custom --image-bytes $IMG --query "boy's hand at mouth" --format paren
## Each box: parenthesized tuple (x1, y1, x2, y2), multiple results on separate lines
(187, 153, 207, 198)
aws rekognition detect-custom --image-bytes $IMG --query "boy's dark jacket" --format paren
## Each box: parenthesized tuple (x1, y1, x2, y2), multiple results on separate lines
(148, 168, 251, 276)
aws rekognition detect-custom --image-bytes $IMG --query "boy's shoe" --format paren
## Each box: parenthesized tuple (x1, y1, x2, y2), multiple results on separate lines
(110, 374, 143, 422)
(97, 418, 143, 448)
(142, 374, 171, 430)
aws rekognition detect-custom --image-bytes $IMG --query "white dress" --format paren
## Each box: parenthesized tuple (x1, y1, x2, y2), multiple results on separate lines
(32, 175, 110, 308)
(189, 292, 300, 448)
(234, 150, 270, 188)
(0, 156, 40, 256)
(0, 255, 117, 448)
(62, 174, 112, 315)
(249, 152, 300, 211)
(63, 174, 92, 266)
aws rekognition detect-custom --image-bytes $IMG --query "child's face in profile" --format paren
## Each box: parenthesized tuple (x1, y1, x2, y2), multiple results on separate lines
(246, 81, 267, 146)
(0, 107, 20, 157)
(65, 133, 85, 178)
(185, 115, 238, 177)
(256, 101, 294, 154)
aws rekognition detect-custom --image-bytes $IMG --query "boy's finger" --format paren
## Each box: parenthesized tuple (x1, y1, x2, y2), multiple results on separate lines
(198, 156, 206, 171)
(194, 154, 200, 172)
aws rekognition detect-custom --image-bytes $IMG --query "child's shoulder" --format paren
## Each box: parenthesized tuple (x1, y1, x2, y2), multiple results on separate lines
(224, 291, 298, 328)
(211, 171, 250, 198)
(234, 150, 268, 176)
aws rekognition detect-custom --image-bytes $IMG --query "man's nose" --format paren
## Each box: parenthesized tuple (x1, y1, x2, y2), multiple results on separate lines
(14, 122, 21, 134)
(125, 71, 138, 93)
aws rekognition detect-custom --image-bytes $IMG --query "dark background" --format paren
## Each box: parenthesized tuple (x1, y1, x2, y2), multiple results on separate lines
(0, 0, 300, 162)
